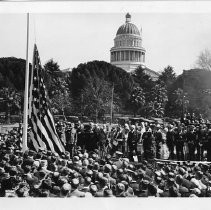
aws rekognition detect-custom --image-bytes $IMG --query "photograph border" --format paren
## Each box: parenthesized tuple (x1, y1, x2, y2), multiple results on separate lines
(0, 1, 210, 210)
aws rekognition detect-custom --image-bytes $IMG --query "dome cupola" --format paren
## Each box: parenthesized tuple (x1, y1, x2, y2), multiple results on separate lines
(116, 13, 140, 36)
(110, 13, 146, 72)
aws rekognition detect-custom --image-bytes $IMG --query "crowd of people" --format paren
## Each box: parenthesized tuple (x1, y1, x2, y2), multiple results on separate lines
(1, 128, 211, 198)
(0, 113, 211, 197)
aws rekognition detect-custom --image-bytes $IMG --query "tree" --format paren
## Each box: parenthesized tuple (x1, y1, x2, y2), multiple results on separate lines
(0, 57, 26, 90)
(50, 89, 72, 117)
(145, 84, 168, 118)
(158, 65, 176, 89)
(165, 88, 189, 118)
(43, 59, 65, 98)
(79, 78, 119, 122)
(128, 87, 145, 117)
(0, 88, 22, 123)
(69, 60, 134, 114)
(158, 66, 177, 117)
(132, 65, 154, 91)
(42, 59, 74, 117)
(195, 49, 211, 71)
(44, 59, 60, 75)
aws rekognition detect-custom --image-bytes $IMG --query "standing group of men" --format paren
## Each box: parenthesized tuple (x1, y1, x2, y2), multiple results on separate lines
(56, 121, 143, 162)
(55, 113, 211, 162)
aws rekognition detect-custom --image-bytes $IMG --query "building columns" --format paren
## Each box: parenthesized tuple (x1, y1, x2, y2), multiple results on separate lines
(111, 50, 145, 62)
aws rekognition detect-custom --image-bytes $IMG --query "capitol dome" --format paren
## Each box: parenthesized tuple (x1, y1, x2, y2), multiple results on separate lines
(110, 13, 146, 73)
(116, 13, 140, 36)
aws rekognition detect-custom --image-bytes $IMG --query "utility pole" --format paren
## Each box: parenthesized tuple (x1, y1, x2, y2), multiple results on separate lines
(182, 70, 186, 117)
(110, 83, 114, 124)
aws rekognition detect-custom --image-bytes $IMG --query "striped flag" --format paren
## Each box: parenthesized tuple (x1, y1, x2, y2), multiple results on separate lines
(28, 44, 65, 154)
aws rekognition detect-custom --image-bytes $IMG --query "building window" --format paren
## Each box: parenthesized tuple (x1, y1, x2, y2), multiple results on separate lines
(126, 51, 129, 61)
(130, 51, 133, 61)
(121, 51, 124, 61)
(117, 52, 120, 61)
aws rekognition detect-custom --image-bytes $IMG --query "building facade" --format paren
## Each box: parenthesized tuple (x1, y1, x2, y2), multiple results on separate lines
(110, 13, 159, 81)
(110, 13, 146, 72)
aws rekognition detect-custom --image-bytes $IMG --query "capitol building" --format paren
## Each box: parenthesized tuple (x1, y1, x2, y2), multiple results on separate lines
(110, 13, 159, 80)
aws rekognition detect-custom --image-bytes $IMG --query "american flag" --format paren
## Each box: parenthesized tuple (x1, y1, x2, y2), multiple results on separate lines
(28, 44, 65, 154)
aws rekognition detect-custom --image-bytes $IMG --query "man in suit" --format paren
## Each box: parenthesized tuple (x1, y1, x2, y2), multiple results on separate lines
(127, 125, 139, 161)
(111, 126, 123, 155)
(186, 125, 197, 161)
(174, 127, 185, 161)
(154, 125, 163, 159)
(142, 127, 155, 160)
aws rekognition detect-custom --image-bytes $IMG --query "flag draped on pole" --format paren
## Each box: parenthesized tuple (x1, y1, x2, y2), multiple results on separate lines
(28, 44, 65, 154)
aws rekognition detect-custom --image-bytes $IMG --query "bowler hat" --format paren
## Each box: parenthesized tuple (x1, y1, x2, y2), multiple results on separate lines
(71, 178, 79, 188)
(117, 183, 125, 192)
(116, 151, 123, 156)
(90, 184, 98, 193)
(62, 183, 71, 192)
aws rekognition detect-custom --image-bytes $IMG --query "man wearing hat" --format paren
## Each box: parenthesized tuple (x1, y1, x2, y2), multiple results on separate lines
(60, 183, 71, 198)
(116, 183, 127, 197)
(95, 176, 109, 197)
(65, 122, 77, 157)
(147, 183, 158, 197)
(142, 127, 155, 161)
(88, 184, 97, 197)
(110, 126, 123, 156)
(0, 172, 11, 196)
(103, 188, 114, 197)
(50, 186, 61, 197)
(113, 151, 123, 169)
(84, 125, 98, 153)
(154, 124, 163, 159)
(103, 164, 116, 189)
(186, 125, 197, 161)
(127, 125, 139, 161)
(190, 171, 207, 193)
(138, 179, 149, 197)
(175, 175, 190, 197)
(160, 176, 178, 197)
(122, 124, 130, 155)
(154, 175, 164, 196)
(70, 178, 85, 197)
(174, 127, 185, 161)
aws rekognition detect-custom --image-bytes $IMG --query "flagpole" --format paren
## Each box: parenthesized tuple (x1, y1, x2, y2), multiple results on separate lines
(22, 13, 30, 152)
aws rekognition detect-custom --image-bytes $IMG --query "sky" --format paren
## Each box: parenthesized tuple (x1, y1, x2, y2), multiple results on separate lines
(1, 7, 211, 75)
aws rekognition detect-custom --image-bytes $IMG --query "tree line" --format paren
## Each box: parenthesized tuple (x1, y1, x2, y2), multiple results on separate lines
(1, 51, 211, 121)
